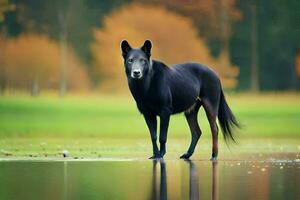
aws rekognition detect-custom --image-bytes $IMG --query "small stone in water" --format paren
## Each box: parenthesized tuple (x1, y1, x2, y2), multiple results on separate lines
(1, 149, 13, 156)
(280, 166, 283, 169)
(261, 168, 266, 172)
(62, 150, 69, 157)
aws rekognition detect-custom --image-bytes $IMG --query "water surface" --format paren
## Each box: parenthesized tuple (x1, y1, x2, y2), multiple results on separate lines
(0, 157, 299, 200)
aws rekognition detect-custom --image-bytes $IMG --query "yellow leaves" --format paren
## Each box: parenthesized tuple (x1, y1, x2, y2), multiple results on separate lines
(215, 51, 240, 88)
(0, 34, 89, 91)
(91, 3, 239, 92)
(0, 0, 15, 22)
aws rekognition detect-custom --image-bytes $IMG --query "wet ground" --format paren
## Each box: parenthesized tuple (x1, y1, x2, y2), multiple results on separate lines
(0, 154, 299, 200)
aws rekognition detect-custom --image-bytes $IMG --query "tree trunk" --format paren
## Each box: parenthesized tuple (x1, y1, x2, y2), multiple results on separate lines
(0, 79, 5, 95)
(250, 2, 259, 92)
(220, 0, 230, 53)
(58, 10, 68, 97)
(31, 75, 39, 96)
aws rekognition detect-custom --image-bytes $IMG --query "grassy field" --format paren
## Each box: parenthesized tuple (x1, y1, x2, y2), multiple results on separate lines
(0, 137, 299, 159)
(0, 93, 299, 158)
(0, 93, 299, 138)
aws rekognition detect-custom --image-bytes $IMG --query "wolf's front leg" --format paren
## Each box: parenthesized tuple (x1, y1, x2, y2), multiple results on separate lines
(144, 114, 160, 159)
(159, 111, 170, 158)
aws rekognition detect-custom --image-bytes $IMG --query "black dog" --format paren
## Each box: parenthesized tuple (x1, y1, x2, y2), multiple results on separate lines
(121, 40, 239, 160)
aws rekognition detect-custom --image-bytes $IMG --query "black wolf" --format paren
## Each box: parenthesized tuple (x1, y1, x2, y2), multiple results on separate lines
(120, 40, 239, 160)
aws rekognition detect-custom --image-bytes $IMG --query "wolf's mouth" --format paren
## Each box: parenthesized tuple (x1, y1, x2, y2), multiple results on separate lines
(131, 74, 142, 79)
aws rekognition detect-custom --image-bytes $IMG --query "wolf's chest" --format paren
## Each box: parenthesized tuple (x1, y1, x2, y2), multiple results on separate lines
(135, 96, 166, 115)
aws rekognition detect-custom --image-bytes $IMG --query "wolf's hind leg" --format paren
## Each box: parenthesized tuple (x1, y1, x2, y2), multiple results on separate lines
(180, 102, 202, 159)
(202, 98, 219, 160)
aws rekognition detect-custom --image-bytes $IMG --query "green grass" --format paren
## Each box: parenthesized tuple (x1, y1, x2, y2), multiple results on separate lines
(0, 137, 299, 159)
(0, 93, 299, 158)
(0, 93, 299, 138)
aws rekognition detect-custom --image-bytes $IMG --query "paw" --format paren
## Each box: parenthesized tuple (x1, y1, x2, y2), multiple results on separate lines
(149, 154, 162, 160)
(180, 153, 191, 159)
(210, 156, 217, 161)
(159, 150, 166, 158)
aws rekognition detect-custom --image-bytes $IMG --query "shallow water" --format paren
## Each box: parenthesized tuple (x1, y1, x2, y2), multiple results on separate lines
(0, 158, 299, 200)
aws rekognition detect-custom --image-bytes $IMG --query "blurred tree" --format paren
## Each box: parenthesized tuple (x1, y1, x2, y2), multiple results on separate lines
(91, 3, 239, 92)
(138, 0, 242, 57)
(231, 0, 300, 90)
(0, 0, 15, 94)
(1, 34, 89, 95)
(249, 0, 259, 92)
(296, 49, 300, 79)
(3, 0, 129, 63)
(16, 0, 85, 96)
(1, 0, 130, 89)
(0, 33, 6, 94)
(0, 0, 14, 22)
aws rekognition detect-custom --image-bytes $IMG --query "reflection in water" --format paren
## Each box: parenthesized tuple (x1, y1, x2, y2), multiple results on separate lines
(212, 161, 219, 200)
(63, 161, 68, 200)
(151, 160, 219, 200)
(185, 160, 219, 200)
(160, 161, 167, 200)
(151, 160, 167, 200)
(1, 159, 299, 200)
(185, 160, 199, 200)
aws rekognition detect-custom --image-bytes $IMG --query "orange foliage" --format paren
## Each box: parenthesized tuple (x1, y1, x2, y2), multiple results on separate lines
(0, 34, 89, 91)
(296, 52, 300, 78)
(138, 0, 242, 39)
(91, 3, 239, 92)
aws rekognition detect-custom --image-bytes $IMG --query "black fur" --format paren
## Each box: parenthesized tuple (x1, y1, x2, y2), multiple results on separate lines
(120, 40, 239, 160)
(218, 90, 240, 142)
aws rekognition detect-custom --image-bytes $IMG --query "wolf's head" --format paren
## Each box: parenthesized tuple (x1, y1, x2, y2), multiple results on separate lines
(120, 40, 152, 80)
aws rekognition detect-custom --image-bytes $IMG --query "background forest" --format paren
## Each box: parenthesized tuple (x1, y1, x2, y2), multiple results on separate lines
(1, 0, 299, 95)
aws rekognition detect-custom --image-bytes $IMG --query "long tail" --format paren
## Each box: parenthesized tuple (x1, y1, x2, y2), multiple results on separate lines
(218, 89, 240, 142)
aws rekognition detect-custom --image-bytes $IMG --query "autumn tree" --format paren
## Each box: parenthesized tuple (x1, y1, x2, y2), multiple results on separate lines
(0, 0, 15, 94)
(0, 34, 6, 93)
(296, 50, 300, 79)
(0, 0, 14, 22)
(91, 3, 239, 92)
(1, 34, 89, 95)
(138, 0, 241, 56)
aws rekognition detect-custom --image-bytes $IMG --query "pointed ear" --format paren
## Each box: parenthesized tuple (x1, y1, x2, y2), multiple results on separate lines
(141, 40, 152, 58)
(121, 40, 132, 58)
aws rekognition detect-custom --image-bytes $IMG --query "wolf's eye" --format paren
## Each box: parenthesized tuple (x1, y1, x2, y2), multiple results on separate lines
(128, 58, 134, 63)
(140, 59, 146, 64)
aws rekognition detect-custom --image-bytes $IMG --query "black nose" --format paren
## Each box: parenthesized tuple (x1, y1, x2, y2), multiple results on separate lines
(133, 71, 141, 76)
